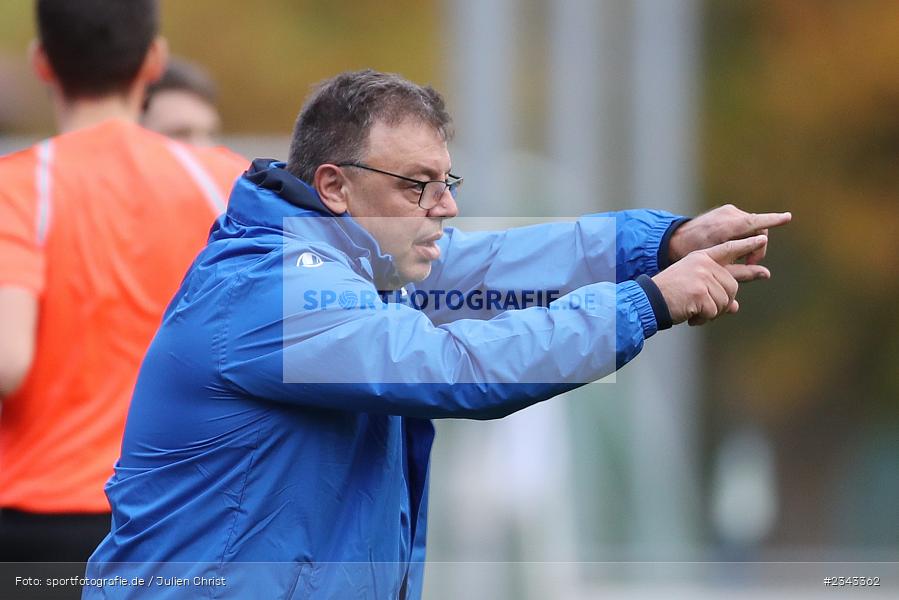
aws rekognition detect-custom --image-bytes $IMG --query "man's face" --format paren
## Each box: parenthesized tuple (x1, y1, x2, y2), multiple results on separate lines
(142, 90, 222, 147)
(343, 118, 459, 283)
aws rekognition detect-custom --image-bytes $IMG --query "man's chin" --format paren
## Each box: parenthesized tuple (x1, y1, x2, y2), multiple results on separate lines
(396, 260, 433, 284)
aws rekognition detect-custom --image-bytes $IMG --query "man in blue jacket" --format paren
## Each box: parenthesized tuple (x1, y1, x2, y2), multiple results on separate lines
(84, 70, 789, 599)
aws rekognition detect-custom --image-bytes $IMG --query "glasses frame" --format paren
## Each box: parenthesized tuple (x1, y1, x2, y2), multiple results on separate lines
(336, 162, 463, 210)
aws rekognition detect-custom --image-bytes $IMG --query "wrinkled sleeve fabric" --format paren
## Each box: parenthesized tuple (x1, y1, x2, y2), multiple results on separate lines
(420, 210, 684, 324)
(618, 210, 690, 277)
(219, 249, 658, 421)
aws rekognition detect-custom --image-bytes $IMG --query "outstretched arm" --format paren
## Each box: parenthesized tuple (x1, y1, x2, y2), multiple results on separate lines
(220, 257, 659, 420)
(220, 233, 776, 419)
(420, 209, 686, 323)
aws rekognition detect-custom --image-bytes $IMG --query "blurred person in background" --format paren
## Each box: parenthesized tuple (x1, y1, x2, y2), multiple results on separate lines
(142, 56, 222, 147)
(0, 0, 245, 592)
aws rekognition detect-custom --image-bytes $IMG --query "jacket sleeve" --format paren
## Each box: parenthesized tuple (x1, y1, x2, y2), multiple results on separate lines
(218, 251, 659, 420)
(420, 210, 686, 324)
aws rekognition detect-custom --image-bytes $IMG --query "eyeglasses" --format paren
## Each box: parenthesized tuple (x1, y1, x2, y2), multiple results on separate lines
(336, 162, 463, 210)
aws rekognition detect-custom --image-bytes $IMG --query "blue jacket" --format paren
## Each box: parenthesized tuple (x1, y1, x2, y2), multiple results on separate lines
(84, 160, 683, 599)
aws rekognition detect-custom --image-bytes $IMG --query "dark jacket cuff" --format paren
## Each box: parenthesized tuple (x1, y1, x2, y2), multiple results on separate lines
(635, 274, 673, 331)
(657, 217, 692, 271)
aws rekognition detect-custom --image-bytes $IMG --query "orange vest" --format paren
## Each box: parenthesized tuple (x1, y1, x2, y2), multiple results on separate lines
(0, 119, 246, 513)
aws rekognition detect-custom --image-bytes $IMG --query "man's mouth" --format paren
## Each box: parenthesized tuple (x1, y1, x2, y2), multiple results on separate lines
(413, 232, 443, 261)
(415, 232, 443, 245)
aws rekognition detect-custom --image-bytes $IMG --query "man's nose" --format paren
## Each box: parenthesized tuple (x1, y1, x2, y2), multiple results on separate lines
(428, 186, 459, 218)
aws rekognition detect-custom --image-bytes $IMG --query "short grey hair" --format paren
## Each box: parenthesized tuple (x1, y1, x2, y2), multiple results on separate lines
(286, 69, 453, 184)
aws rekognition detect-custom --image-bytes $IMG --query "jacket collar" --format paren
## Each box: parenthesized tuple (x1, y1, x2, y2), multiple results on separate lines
(227, 159, 404, 289)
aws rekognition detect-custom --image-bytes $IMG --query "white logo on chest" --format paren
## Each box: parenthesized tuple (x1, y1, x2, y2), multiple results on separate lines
(296, 252, 325, 268)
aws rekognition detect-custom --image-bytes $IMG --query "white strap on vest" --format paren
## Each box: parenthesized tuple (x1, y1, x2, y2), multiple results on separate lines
(165, 140, 227, 215)
(34, 139, 54, 246)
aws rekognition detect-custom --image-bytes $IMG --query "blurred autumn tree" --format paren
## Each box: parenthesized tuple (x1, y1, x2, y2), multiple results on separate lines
(0, 0, 441, 133)
(702, 0, 899, 547)
(161, 0, 442, 133)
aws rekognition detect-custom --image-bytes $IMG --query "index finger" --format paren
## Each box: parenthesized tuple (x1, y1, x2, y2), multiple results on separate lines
(704, 235, 768, 265)
(750, 211, 792, 231)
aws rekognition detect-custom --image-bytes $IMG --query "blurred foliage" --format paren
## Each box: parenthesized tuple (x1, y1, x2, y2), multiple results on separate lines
(160, 0, 442, 133)
(0, 0, 441, 133)
(702, 0, 899, 545)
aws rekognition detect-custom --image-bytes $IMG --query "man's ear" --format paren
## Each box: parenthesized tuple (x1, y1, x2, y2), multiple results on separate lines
(137, 36, 169, 85)
(29, 40, 55, 84)
(313, 164, 350, 215)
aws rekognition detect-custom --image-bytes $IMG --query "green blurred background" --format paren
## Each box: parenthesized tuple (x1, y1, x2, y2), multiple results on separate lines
(702, 0, 898, 549)
(1, 0, 896, 597)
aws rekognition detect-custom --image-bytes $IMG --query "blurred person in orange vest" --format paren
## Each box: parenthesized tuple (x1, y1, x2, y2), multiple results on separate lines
(142, 56, 223, 148)
(0, 0, 247, 570)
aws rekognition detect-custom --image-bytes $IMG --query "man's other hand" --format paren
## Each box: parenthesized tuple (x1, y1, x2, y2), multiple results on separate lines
(668, 204, 792, 265)
(653, 235, 771, 326)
